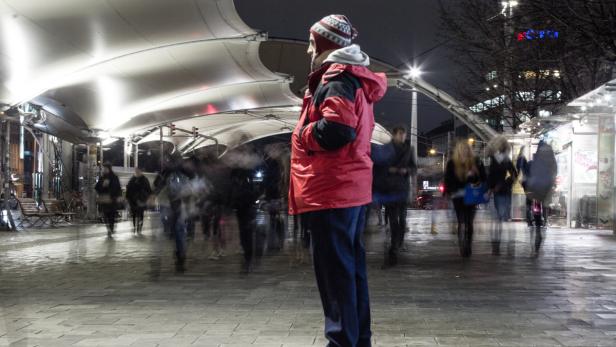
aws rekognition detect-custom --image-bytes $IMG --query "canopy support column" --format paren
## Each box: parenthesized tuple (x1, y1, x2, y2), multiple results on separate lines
(85, 144, 98, 221)
(1, 120, 15, 231)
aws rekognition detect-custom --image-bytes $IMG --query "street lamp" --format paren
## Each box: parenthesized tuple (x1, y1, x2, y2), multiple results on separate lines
(407, 66, 423, 80)
(428, 148, 446, 174)
(468, 137, 475, 145)
(406, 65, 422, 202)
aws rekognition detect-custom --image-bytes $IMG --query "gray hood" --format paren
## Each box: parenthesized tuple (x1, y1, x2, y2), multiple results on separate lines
(324, 44, 370, 66)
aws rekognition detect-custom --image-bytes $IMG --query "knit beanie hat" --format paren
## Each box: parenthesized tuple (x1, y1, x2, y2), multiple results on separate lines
(310, 14, 358, 55)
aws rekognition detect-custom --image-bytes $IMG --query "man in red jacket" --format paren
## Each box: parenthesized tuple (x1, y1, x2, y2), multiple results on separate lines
(289, 14, 387, 347)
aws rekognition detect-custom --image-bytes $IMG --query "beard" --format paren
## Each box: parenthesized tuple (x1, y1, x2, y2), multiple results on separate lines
(310, 55, 319, 72)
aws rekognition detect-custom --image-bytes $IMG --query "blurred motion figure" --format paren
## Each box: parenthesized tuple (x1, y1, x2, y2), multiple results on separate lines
(95, 163, 122, 238)
(487, 136, 517, 255)
(444, 141, 487, 257)
(126, 167, 152, 234)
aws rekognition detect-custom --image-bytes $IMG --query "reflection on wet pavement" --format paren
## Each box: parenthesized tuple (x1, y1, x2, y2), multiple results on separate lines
(1, 210, 616, 346)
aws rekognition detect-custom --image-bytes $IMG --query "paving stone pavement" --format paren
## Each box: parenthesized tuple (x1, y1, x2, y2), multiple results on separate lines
(1, 210, 616, 346)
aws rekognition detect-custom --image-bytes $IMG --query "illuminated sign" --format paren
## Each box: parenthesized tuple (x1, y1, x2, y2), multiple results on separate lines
(516, 29, 559, 41)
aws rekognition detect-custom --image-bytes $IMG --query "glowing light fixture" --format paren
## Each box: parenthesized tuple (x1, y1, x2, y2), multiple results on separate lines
(406, 66, 423, 79)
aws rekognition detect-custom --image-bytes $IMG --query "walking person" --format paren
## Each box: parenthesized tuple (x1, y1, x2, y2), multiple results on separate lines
(526, 140, 557, 226)
(198, 155, 228, 260)
(227, 136, 262, 274)
(515, 146, 533, 226)
(95, 163, 122, 238)
(288, 14, 387, 347)
(372, 127, 416, 267)
(154, 157, 192, 272)
(487, 136, 517, 255)
(526, 140, 557, 253)
(126, 167, 152, 234)
(444, 141, 487, 257)
(384, 127, 415, 266)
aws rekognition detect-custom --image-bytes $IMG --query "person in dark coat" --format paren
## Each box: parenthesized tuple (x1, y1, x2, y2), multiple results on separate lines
(153, 156, 193, 272)
(126, 167, 152, 234)
(487, 136, 517, 255)
(516, 146, 532, 226)
(95, 163, 122, 238)
(227, 137, 263, 274)
(444, 141, 487, 257)
(198, 154, 229, 260)
(373, 126, 416, 267)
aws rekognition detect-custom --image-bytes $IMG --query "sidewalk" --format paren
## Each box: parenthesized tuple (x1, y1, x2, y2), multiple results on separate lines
(1, 211, 616, 346)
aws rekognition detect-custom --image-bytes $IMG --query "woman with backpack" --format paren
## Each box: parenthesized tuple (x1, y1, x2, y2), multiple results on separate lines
(444, 141, 487, 257)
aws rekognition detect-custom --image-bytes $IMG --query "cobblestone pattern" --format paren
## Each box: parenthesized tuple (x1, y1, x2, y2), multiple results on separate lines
(1, 211, 616, 346)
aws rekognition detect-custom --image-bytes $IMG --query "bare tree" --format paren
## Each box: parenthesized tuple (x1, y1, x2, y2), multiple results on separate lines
(438, 0, 614, 132)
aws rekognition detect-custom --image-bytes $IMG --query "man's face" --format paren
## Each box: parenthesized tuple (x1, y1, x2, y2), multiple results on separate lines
(135, 168, 142, 177)
(308, 33, 318, 71)
(393, 131, 407, 144)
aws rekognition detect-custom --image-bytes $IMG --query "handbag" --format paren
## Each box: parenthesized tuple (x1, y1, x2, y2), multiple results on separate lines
(464, 182, 489, 205)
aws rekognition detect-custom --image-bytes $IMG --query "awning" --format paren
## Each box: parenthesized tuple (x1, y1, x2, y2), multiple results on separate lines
(0, 0, 301, 142)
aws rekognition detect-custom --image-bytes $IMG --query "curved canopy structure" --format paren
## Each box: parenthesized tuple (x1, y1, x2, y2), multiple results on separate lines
(1, 0, 496, 147)
(136, 107, 392, 156)
(0, 0, 301, 143)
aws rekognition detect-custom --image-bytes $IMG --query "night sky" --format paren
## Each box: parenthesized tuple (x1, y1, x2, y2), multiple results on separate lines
(235, 0, 456, 134)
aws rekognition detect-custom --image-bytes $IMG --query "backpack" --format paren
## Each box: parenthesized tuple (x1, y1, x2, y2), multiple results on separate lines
(526, 146, 557, 201)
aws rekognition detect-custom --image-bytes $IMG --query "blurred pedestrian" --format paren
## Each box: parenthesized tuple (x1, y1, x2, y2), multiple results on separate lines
(228, 137, 263, 273)
(95, 163, 122, 238)
(372, 126, 416, 267)
(487, 136, 517, 255)
(444, 141, 487, 257)
(263, 144, 287, 251)
(154, 157, 192, 272)
(154, 164, 171, 237)
(515, 146, 532, 226)
(198, 154, 227, 260)
(526, 140, 557, 226)
(126, 167, 152, 234)
(289, 14, 387, 347)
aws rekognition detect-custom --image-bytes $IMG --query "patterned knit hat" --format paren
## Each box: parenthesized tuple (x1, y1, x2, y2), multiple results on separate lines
(310, 14, 358, 55)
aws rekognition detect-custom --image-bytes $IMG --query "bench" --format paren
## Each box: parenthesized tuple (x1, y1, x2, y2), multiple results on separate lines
(17, 198, 54, 227)
(41, 199, 77, 224)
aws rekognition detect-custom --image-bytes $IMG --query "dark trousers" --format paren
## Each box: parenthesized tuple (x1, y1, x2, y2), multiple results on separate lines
(452, 198, 476, 257)
(131, 207, 145, 230)
(202, 206, 222, 236)
(237, 207, 256, 264)
(102, 206, 117, 235)
(168, 208, 187, 261)
(525, 197, 533, 226)
(309, 206, 371, 347)
(384, 201, 407, 265)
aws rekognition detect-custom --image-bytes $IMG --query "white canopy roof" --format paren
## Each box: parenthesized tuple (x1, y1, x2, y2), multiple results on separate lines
(0, 0, 304, 142)
(0, 0, 395, 145)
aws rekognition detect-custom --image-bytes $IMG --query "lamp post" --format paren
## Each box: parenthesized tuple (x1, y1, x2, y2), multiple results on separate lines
(407, 66, 422, 201)
(408, 67, 422, 162)
(429, 148, 446, 174)
(502, 0, 518, 132)
(428, 147, 443, 235)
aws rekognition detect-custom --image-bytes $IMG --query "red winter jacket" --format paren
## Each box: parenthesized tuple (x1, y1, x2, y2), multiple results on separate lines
(288, 61, 387, 215)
